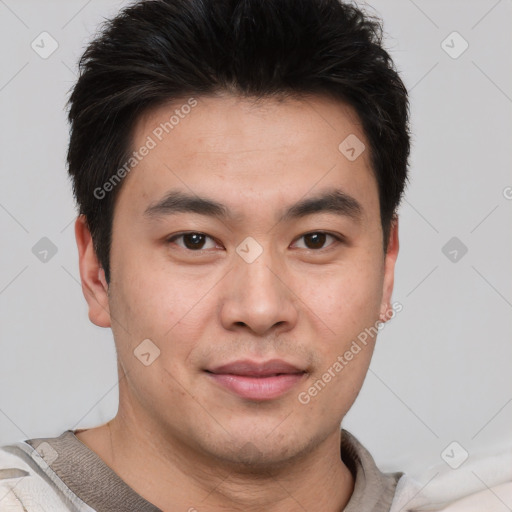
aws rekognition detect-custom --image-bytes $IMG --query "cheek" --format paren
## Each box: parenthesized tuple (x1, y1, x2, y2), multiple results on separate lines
(110, 242, 209, 336)
(109, 263, 208, 396)
(299, 258, 384, 336)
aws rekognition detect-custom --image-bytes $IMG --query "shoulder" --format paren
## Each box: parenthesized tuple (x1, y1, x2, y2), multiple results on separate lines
(389, 447, 512, 512)
(0, 436, 92, 512)
(0, 441, 51, 511)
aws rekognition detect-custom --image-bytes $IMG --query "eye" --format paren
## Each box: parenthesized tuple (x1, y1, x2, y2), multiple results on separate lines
(167, 232, 219, 251)
(291, 232, 342, 250)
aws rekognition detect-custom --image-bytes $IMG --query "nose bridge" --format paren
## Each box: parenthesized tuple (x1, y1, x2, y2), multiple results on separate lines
(237, 239, 283, 306)
(240, 249, 279, 296)
(220, 237, 297, 335)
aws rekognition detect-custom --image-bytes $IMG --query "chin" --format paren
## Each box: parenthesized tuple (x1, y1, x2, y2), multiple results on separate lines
(200, 425, 315, 472)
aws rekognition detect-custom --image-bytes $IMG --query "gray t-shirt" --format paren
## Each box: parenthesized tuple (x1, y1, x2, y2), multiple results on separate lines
(0, 428, 404, 511)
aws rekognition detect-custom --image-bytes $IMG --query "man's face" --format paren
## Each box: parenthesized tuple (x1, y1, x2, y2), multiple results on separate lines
(88, 94, 398, 467)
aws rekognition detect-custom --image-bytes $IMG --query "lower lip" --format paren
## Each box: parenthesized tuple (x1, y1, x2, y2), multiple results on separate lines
(207, 372, 305, 401)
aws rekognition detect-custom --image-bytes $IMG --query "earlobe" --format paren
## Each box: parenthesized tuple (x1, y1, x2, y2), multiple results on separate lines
(379, 216, 399, 323)
(74, 215, 111, 328)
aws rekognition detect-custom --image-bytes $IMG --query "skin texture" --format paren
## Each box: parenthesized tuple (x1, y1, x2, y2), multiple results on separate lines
(74, 93, 399, 512)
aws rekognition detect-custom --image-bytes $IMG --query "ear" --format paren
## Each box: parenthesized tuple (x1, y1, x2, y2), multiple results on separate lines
(379, 216, 399, 322)
(74, 215, 111, 328)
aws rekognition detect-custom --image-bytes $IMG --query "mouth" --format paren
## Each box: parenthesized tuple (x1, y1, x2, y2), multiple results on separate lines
(204, 359, 307, 401)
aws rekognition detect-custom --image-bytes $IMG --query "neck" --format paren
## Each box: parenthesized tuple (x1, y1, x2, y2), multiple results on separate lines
(77, 406, 354, 512)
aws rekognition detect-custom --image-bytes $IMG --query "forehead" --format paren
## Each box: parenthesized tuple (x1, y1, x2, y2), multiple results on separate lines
(115, 93, 378, 224)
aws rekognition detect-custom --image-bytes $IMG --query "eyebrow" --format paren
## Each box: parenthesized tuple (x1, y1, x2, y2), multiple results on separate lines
(143, 188, 362, 223)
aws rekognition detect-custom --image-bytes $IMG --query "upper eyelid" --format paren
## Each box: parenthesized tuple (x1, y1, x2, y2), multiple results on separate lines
(167, 232, 219, 246)
(290, 232, 343, 249)
(167, 231, 344, 248)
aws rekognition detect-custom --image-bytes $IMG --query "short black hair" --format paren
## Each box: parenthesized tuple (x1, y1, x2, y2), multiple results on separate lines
(67, 0, 410, 284)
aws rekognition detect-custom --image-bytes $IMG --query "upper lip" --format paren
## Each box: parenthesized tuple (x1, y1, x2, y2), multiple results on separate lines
(206, 359, 305, 377)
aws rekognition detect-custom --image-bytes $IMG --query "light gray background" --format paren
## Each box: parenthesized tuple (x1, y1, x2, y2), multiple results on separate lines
(0, 0, 511, 481)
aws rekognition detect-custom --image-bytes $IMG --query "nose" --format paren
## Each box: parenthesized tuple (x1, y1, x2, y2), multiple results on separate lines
(219, 245, 298, 337)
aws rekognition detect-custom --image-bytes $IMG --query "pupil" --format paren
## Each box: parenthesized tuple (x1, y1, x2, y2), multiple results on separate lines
(305, 233, 326, 249)
(184, 233, 205, 250)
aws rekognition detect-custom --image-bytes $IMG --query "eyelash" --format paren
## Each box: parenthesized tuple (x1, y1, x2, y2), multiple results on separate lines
(166, 231, 345, 252)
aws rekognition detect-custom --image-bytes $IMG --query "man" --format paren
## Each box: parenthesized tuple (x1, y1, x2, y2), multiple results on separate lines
(0, 0, 462, 510)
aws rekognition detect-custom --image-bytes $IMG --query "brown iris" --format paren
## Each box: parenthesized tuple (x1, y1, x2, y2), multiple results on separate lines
(302, 233, 327, 249)
(182, 233, 208, 250)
